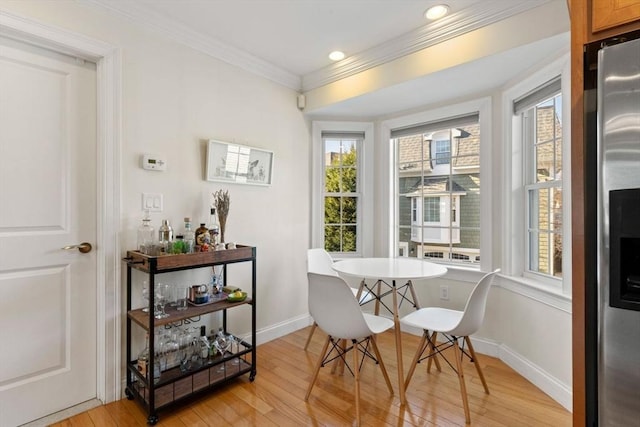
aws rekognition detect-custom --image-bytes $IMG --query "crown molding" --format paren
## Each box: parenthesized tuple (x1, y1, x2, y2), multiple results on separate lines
(83, 0, 548, 93)
(302, 0, 549, 91)
(84, 0, 302, 90)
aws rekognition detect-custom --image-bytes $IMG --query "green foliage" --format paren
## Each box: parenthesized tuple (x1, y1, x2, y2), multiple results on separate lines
(324, 146, 358, 252)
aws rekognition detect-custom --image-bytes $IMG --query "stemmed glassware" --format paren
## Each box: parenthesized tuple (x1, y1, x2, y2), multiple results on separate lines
(154, 283, 170, 319)
(214, 333, 231, 373)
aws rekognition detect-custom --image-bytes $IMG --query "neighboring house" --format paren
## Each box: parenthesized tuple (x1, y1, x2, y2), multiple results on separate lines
(398, 123, 481, 262)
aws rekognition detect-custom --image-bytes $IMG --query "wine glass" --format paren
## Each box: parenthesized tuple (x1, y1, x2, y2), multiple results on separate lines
(154, 283, 170, 319)
(214, 334, 231, 373)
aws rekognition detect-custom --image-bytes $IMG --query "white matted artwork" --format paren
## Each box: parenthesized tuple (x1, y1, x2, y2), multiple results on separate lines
(206, 139, 274, 185)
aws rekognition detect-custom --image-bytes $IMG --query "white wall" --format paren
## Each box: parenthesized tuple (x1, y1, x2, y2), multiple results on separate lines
(0, 0, 311, 368)
(0, 0, 572, 412)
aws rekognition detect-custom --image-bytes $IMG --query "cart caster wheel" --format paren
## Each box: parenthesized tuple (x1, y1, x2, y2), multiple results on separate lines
(124, 387, 134, 400)
(249, 373, 256, 382)
(147, 415, 158, 425)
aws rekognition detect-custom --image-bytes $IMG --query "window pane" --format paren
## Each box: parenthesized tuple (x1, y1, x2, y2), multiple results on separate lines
(424, 197, 440, 222)
(342, 225, 357, 252)
(342, 197, 357, 223)
(324, 225, 340, 252)
(528, 187, 563, 278)
(324, 196, 340, 223)
(535, 141, 555, 182)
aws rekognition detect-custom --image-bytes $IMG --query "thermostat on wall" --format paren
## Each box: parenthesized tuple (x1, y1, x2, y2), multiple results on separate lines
(142, 154, 166, 171)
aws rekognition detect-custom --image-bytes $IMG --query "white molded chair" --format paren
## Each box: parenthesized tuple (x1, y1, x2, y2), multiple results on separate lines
(400, 269, 499, 424)
(304, 248, 373, 350)
(304, 272, 394, 426)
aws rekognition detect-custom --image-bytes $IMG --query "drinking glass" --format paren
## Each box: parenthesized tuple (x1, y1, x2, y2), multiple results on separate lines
(179, 327, 193, 372)
(176, 287, 189, 311)
(154, 283, 170, 319)
(141, 281, 149, 313)
(214, 334, 231, 373)
(163, 331, 180, 370)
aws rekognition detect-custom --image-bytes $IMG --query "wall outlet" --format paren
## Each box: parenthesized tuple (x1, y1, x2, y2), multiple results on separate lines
(439, 285, 449, 301)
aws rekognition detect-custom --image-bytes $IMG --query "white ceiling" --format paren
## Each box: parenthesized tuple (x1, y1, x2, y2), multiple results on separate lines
(88, 0, 570, 118)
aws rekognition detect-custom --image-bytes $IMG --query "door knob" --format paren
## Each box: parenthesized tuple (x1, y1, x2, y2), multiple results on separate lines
(61, 242, 93, 253)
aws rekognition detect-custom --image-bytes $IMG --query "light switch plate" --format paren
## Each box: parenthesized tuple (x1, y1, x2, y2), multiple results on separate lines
(142, 193, 163, 212)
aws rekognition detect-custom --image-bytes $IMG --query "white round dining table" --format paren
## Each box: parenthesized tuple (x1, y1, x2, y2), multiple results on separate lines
(332, 257, 447, 404)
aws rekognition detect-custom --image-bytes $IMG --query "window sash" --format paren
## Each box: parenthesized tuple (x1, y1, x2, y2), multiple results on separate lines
(522, 90, 563, 280)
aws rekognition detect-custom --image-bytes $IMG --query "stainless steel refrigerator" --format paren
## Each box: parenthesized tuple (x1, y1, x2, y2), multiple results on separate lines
(595, 36, 640, 426)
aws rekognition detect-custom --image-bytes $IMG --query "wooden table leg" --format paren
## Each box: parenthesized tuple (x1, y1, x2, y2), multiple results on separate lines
(392, 279, 406, 405)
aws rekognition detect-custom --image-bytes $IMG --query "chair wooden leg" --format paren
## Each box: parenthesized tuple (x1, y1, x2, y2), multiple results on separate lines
(353, 339, 361, 427)
(404, 330, 428, 390)
(426, 331, 442, 373)
(374, 280, 382, 315)
(303, 322, 317, 351)
(305, 336, 331, 401)
(465, 336, 489, 394)
(331, 339, 347, 375)
(370, 336, 394, 396)
(452, 337, 471, 424)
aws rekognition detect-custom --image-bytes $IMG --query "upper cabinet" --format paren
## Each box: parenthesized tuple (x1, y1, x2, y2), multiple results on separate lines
(591, 0, 640, 34)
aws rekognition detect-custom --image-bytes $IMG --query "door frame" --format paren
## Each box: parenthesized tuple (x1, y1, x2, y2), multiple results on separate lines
(0, 10, 122, 404)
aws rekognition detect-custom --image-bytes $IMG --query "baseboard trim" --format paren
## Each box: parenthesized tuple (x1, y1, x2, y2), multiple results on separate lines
(400, 324, 572, 412)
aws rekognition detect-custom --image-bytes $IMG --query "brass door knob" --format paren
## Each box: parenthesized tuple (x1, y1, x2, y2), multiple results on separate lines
(61, 242, 93, 253)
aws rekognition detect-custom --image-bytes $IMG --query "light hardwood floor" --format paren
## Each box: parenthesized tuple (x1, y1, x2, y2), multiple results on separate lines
(51, 326, 571, 426)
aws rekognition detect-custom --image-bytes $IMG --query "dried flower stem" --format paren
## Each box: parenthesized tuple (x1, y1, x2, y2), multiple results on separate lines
(213, 189, 230, 243)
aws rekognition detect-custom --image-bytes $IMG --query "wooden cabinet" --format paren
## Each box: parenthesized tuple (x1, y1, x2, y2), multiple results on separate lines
(592, 0, 640, 33)
(123, 246, 256, 425)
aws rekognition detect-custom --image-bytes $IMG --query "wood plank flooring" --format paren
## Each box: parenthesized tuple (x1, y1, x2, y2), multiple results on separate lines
(51, 327, 571, 426)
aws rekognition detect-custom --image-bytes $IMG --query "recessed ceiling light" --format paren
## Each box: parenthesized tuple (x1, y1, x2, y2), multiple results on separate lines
(425, 4, 449, 20)
(329, 51, 345, 61)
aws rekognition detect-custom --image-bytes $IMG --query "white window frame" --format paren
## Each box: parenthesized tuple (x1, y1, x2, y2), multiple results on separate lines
(381, 97, 492, 277)
(503, 54, 572, 296)
(311, 121, 374, 257)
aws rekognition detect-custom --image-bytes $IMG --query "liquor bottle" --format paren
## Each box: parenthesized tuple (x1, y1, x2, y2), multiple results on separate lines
(158, 219, 173, 254)
(195, 223, 211, 252)
(137, 332, 150, 378)
(138, 332, 161, 383)
(209, 207, 220, 246)
(137, 210, 155, 254)
(182, 217, 195, 253)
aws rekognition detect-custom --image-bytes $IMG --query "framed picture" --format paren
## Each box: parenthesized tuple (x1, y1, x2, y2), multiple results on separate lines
(206, 139, 274, 186)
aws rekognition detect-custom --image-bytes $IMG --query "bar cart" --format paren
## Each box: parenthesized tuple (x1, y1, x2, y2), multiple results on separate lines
(123, 245, 256, 425)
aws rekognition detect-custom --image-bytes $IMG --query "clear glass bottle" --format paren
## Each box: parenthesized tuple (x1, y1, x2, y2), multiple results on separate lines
(209, 207, 220, 246)
(182, 217, 195, 253)
(137, 210, 155, 254)
(137, 332, 150, 378)
(138, 332, 159, 383)
(158, 219, 173, 254)
(199, 325, 211, 363)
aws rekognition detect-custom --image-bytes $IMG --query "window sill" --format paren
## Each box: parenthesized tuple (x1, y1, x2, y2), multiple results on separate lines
(434, 264, 572, 313)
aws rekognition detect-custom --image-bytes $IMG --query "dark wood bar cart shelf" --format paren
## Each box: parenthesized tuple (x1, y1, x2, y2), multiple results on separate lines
(123, 245, 257, 425)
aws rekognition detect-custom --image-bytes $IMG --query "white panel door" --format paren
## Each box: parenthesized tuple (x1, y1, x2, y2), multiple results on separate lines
(0, 36, 97, 427)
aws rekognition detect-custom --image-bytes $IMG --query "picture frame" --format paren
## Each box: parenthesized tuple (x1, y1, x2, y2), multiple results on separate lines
(206, 139, 274, 186)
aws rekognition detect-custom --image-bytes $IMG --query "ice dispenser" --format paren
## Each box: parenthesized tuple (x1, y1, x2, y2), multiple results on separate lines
(610, 188, 640, 311)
